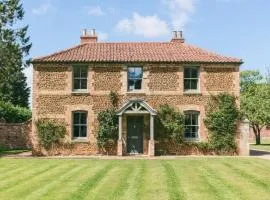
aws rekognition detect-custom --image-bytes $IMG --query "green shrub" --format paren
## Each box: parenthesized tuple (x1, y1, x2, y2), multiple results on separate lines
(155, 104, 185, 144)
(0, 101, 31, 123)
(109, 91, 119, 108)
(204, 93, 239, 154)
(97, 109, 118, 149)
(35, 120, 66, 150)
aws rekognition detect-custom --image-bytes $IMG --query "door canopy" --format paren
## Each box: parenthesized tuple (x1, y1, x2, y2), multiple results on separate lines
(116, 100, 157, 116)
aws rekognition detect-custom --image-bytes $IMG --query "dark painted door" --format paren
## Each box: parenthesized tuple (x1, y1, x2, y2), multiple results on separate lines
(127, 116, 143, 154)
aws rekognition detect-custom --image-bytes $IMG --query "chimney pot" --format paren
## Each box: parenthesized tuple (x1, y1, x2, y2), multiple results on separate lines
(80, 28, 98, 44)
(171, 30, 185, 43)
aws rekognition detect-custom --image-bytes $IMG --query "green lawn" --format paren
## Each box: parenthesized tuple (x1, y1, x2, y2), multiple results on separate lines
(0, 149, 29, 156)
(250, 139, 270, 151)
(0, 158, 269, 200)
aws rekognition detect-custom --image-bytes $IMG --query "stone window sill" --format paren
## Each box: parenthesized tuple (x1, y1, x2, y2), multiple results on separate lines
(184, 138, 200, 142)
(183, 91, 202, 95)
(72, 138, 89, 143)
(71, 91, 90, 95)
(126, 90, 146, 95)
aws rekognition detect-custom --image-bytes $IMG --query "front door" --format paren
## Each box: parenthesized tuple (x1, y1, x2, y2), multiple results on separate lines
(127, 116, 143, 154)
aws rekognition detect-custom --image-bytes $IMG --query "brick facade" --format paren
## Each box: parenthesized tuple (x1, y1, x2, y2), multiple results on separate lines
(31, 62, 240, 155)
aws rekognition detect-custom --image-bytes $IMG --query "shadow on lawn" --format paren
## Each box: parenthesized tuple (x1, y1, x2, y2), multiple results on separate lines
(250, 149, 270, 156)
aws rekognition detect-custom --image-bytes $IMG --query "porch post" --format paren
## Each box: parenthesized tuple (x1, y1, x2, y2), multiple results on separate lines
(118, 115, 122, 140)
(117, 115, 123, 156)
(150, 115, 154, 140)
(149, 115, 155, 156)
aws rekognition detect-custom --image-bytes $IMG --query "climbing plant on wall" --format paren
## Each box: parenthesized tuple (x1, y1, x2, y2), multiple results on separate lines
(204, 93, 239, 154)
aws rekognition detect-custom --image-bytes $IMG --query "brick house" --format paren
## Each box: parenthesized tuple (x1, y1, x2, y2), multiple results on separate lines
(31, 29, 242, 156)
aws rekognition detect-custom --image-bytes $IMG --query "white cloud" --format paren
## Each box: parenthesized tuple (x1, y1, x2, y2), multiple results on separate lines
(116, 13, 170, 38)
(163, 0, 197, 29)
(87, 5, 105, 16)
(32, 3, 52, 15)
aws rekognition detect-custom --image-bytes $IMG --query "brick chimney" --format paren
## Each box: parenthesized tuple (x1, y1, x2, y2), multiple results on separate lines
(171, 31, 185, 43)
(80, 29, 97, 44)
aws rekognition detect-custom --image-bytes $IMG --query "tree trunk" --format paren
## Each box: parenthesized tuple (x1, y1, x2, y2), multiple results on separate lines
(254, 125, 261, 145)
(255, 134, 261, 145)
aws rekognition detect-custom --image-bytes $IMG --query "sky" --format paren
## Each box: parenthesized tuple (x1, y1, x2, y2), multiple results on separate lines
(21, 0, 270, 104)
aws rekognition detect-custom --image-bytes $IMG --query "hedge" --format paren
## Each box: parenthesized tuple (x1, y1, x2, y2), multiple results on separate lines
(0, 101, 31, 123)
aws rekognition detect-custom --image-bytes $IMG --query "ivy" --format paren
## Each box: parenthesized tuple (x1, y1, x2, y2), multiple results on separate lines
(155, 104, 185, 144)
(35, 119, 66, 150)
(204, 93, 239, 154)
(97, 109, 118, 149)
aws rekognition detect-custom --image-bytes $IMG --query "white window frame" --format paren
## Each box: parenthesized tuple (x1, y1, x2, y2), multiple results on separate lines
(72, 111, 88, 140)
(183, 66, 200, 93)
(184, 111, 200, 141)
(72, 65, 88, 92)
(127, 66, 143, 92)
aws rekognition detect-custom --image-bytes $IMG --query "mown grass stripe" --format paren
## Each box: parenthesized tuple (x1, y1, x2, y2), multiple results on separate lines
(66, 161, 115, 200)
(118, 161, 144, 200)
(0, 163, 58, 192)
(10, 164, 69, 199)
(136, 160, 147, 200)
(162, 161, 186, 200)
(202, 163, 244, 200)
(0, 161, 38, 180)
(24, 164, 88, 200)
(110, 163, 135, 199)
(196, 166, 221, 199)
(222, 161, 270, 191)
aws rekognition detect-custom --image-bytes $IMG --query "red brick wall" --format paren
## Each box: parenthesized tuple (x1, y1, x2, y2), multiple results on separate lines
(249, 126, 270, 142)
(0, 120, 32, 149)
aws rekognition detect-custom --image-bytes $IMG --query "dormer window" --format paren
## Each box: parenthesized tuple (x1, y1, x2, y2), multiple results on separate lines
(184, 67, 199, 92)
(127, 67, 143, 91)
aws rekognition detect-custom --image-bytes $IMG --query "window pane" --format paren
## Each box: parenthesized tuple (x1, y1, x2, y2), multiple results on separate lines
(73, 126, 80, 137)
(81, 68, 88, 78)
(128, 80, 135, 90)
(80, 112, 87, 124)
(73, 79, 80, 90)
(134, 67, 142, 78)
(192, 126, 198, 133)
(185, 114, 191, 125)
(80, 126, 87, 137)
(80, 79, 87, 89)
(184, 68, 190, 78)
(191, 114, 198, 125)
(73, 113, 80, 124)
(184, 79, 190, 90)
(191, 68, 198, 78)
(184, 127, 191, 138)
(191, 132, 196, 138)
(134, 80, 142, 89)
(190, 79, 198, 90)
(128, 67, 135, 78)
(73, 68, 80, 78)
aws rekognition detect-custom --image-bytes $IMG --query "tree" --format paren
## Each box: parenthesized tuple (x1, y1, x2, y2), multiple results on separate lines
(0, 0, 31, 108)
(240, 70, 270, 144)
(240, 70, 263, 92)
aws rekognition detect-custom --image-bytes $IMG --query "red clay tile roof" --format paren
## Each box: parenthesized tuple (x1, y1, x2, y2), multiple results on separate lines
(32, 42, 242, 64)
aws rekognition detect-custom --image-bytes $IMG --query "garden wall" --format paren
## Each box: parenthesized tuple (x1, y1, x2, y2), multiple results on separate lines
(0, 120, 32, 149)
